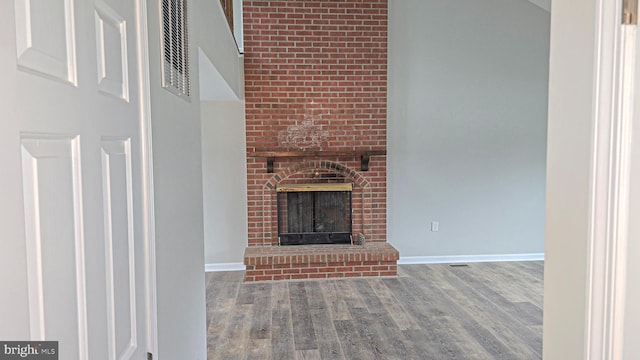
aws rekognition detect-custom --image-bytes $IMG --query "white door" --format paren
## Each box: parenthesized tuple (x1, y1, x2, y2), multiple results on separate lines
(0, 0, 150, 359)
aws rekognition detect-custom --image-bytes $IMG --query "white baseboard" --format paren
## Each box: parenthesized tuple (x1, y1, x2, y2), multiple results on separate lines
(398, 253, 544, 265)
(204, 254, 543, 270)
(205, 263, 246, 272)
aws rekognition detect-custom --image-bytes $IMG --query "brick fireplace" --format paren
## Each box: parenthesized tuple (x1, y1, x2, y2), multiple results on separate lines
(243, 0, 398, 281)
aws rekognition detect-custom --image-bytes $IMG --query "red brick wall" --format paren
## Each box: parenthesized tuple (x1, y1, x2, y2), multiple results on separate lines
(244, 0, 388, 246)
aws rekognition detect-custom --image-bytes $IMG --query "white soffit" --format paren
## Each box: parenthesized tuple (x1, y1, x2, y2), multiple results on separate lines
(198, 47, 239, 101)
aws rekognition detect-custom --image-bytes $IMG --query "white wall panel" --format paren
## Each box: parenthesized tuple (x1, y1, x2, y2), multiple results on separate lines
(201, 101, 247, 264)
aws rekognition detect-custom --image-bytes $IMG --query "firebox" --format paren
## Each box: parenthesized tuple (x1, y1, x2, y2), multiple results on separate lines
(276, 183, 352, 245)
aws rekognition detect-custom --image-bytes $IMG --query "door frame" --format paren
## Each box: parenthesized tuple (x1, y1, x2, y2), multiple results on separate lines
(134, 0, 158, 356)
(584, 0, 635, 358)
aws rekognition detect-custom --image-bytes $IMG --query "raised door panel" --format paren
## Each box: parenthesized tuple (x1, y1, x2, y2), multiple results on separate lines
(95, 0, 129, 101)
(21, 135, 87, 360)
(14, 0, 76, 84)
(100, 139, 137, 360)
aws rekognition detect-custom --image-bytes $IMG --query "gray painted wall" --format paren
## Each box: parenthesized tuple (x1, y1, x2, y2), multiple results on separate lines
(146, 3, 206, 356)
(202, 101, 248, 264)
(146, 0, 243, 357)
(387, 0, 550, 258)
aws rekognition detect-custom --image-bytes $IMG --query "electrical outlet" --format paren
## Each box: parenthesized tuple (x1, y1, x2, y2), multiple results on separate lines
(431, 221, 439, 232)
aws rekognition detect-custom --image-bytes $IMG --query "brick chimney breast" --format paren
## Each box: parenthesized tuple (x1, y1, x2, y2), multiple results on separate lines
(243, 0, 393, 281)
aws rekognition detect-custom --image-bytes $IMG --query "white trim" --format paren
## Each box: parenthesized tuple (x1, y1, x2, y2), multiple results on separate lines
(205, 263, 246, 272)
(585, 0, 634, 358)
(397, 253, 544, 265)
(135, 0, 158, 357)
(233, 0, 244, 53)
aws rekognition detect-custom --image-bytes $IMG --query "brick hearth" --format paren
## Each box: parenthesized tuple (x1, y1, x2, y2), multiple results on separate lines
(242, 0, 397, 281)
(244, 243, 399, 282)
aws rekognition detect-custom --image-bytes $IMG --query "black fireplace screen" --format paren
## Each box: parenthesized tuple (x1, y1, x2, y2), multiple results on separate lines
(277, 183, 352, 245)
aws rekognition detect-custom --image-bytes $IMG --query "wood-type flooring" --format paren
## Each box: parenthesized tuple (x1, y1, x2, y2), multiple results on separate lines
(206, 261, 543, 360)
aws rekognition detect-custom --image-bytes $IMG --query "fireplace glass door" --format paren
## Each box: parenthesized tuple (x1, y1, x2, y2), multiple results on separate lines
(277, 184, 352, 245)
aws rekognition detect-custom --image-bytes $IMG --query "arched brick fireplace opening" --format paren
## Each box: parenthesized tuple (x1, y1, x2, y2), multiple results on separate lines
(243, 158, 398, 282)
(262, 160, 372, 246)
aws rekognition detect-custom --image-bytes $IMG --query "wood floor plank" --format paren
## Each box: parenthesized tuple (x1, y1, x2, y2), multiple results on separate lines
(383, 276, 491, 359)
(236, 282, 259, 305)
(289, 282, 319, 351)
(206, 272, 244, 352)
(404, 328, 457, 360)
(295, 349, 322, 360)
(206, 271, 243, 327)
(513, 301, 543, 326)
(473, 263, 531, 303)
(499, 262, 544, 296)
(350, 279, 386, 314)
(206, 262, 544, 360)
(305, 282, 345, 360)
(304, 281, 328, 313)
(366, 278, 420, 331)
(333, 319, 376, 360)
(207, 311, 231, 356)
(211, 304, 252, 360)
(511, 264, 544, 306)
(402, 265, 520, 359)
(448, 265, 543, 328)
(481, 262, 543, 305)
(271, 282, 295, 360)
(318, 280, 350, 321)
(513, 260, 545, 278)
(315, 341, 343, 360)
(333, 279, 366, 309)
(349, 306, 415, 359)
(419, 264, 541, 359)
(246, 338, 271, 360)
(402, 319, 492, 360)
(249, 283, 272, 340)
(347, 307, 390, 359)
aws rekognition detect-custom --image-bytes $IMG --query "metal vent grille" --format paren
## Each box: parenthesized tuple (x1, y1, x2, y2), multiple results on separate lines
(161, 0, 190, 98)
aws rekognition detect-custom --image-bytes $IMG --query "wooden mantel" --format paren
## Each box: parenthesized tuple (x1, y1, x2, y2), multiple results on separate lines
(247, 149, 387, 173)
